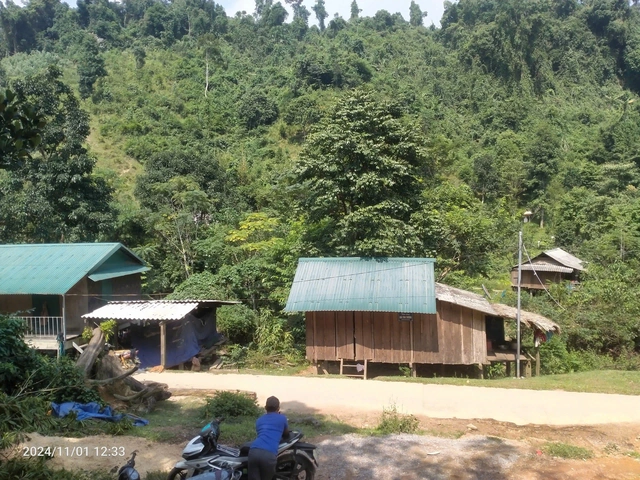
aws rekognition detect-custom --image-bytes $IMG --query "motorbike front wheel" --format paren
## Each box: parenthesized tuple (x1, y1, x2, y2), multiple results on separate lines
(166, 467, 196, 480)
(274, 453, 315, 480)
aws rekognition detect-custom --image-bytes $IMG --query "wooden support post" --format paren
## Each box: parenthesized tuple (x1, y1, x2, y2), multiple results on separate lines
(364, 358, 368, 380)
(525, 360, 532, 378)
(411, 363, 417, 378)
(535, 347, 541, 377)
(476, 363, 484, 379)
(160, 321, 167, 368)
(506, 361, 512, 377)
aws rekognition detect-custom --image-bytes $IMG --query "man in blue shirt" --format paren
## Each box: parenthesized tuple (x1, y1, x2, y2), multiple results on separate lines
(248, 396, 289, 480)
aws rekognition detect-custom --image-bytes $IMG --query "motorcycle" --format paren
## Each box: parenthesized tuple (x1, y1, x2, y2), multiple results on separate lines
(167, 417, 318, 480)
(116, 451, 141, 480)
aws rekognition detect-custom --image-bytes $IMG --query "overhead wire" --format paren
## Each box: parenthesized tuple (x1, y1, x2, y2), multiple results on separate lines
(521, 243, 566, 311)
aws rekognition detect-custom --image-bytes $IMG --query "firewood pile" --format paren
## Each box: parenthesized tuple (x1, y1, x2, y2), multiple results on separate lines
(75, 327, 171, 413)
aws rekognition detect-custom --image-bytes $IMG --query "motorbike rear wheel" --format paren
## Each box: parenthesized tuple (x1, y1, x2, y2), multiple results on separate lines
(274, 453, 315, 480)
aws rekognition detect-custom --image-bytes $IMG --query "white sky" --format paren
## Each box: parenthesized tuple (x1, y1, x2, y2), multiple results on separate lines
(219, 0, 444, 27)
(48, 0, 445, 28)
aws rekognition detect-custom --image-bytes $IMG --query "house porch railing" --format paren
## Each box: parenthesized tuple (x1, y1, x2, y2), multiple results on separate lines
(20, 316, 64, 338)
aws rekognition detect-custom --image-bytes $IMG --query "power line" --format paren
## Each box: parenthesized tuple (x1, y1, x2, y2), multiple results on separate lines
(522, 243, 566, 311)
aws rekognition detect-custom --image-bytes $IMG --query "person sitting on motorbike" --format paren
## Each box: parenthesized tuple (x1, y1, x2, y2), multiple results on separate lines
(248, 396, 289, 480)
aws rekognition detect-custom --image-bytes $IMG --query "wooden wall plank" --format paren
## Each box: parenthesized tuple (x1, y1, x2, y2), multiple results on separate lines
(335, 311, 351, 359)
(461, 307, 474, 364)
(363, 311, 374, 360)
(412, 313, 439, 363)
(305, 312, 314, 361)
(472, 310, 487, 364)
(316, 312, 337, 361)
(400, 316, 412, 363)
(354, 311, 363, 360)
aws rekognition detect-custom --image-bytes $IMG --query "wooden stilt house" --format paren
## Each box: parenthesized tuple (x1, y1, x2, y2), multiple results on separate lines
(284, 258, 560, 378)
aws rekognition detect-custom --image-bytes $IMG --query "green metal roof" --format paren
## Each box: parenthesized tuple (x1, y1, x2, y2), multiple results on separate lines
(0, 243, 149, 295)
(284, 257, 436, 314)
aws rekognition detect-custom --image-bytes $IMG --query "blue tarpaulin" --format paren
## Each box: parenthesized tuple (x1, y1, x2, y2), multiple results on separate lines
(51, 402, 149, 426)
(130, 314, 222, 369)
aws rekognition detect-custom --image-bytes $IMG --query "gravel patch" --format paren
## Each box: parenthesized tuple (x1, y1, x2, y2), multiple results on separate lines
(314, 434, 525, 480)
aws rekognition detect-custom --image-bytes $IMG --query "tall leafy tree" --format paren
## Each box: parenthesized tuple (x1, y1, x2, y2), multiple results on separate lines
(350, 1, 361, 21)
(0, 66, 114, 242)
(0, 88, 45, 170)
(409, 0, 426, 27)
(311, 0, 328, 31)
(294, 89, 431, 256)
(77, 35, 107, 99)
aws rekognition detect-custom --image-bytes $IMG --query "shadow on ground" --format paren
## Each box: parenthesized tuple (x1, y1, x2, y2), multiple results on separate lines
(281, 400, 522, 480)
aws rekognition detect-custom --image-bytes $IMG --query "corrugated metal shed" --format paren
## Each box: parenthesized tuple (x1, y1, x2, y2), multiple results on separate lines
(284, 258, 436, 314)
(544, 248, 584, 271)
(83, 299, 240, 322)
(0, 243, 149, 295)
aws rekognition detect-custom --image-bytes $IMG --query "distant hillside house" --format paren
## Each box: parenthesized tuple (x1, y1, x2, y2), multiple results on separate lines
(285, 257, 560, 379)
(0, 243, 149, 352)
(511, 247, 584, 291)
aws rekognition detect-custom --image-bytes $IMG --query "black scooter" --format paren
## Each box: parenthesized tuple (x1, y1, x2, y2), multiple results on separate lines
(115, 451, 141, 480)
(167, 417, 318, 480)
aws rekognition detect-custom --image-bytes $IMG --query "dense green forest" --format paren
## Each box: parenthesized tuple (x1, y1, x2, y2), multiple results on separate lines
(2, 0, 640, 372)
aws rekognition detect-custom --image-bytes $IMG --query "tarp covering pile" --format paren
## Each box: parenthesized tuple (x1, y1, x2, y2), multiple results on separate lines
(129, 314, 223, 368)
(51, 402, 149, 426)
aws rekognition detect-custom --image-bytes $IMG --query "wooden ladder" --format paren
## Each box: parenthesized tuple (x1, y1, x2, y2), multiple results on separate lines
(339, 358, 368, 380)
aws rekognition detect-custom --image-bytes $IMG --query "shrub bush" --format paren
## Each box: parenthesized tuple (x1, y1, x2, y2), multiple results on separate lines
(376, 404, 419, 434)
(203, 391, 261, 419)
(217, 305, 258, 345)
(0, 315, 100, 403)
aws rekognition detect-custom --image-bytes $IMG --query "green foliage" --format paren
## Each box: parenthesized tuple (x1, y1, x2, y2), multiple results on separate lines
(99, 319, 118, 342)
(294, 88, 431, 256)
(0, 392, 57, 441)
(376, 404, 420, 434)
(238, 90, 279, 130)
(0, 457, 115, 480)
(0, 65, 114, 243)
(0, 87, 44, 170)
(216, 305, 258, 345)
(203, 391, 261, 419)
(543, 442, 593, 460)
(77, 35, 107, 99)
(166, 271, 228, 300)
(5, 0, 640, 372)
(0, 315, 99, 403)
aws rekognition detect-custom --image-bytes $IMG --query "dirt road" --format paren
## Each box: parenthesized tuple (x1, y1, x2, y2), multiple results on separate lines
(135, 371, 640, 426)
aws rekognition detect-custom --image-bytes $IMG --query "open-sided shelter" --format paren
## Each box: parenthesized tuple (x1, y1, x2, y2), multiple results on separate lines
(0, 243, 149, 351)
(83, 299, 239, 368)
(285, 258, 560, 377)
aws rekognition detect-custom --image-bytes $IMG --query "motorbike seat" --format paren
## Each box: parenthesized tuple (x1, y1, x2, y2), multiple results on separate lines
(239, 443, 251, 456)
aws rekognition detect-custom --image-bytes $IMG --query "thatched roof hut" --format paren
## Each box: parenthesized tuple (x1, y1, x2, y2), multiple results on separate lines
(490, 303, 561, 334)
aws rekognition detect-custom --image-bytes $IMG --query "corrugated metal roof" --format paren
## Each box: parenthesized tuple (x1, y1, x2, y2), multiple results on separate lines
(544, 248, 584, 271)
(284, 258, 436, 314)
(83, 299, 239, 322)
(519, 263, 573, 273)
(88, 265, 150, 282)
(0, 243, 147, 295)
(435, 283, 495, 315)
